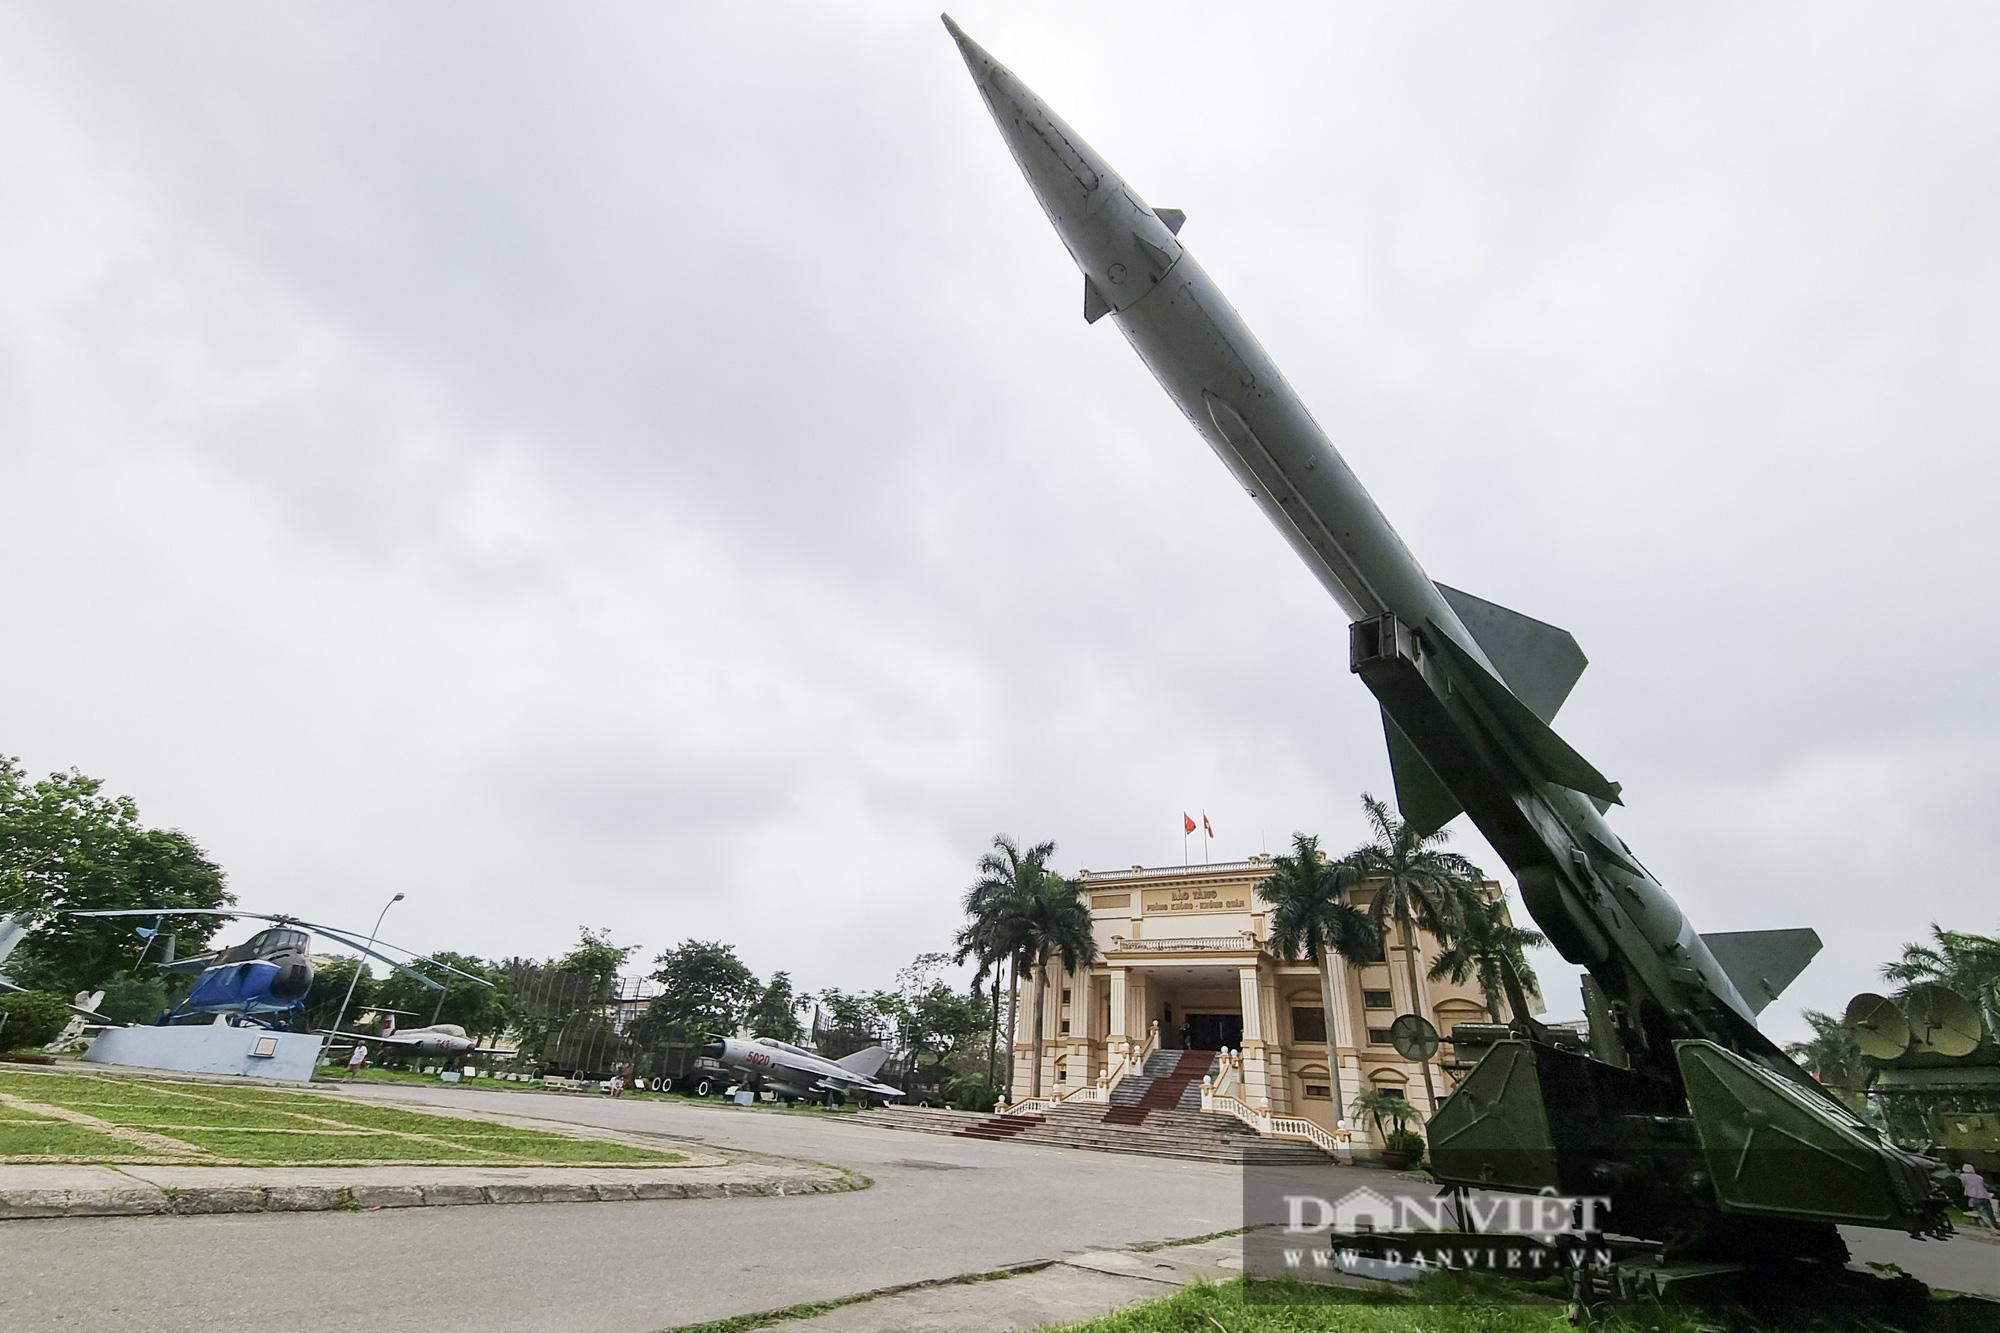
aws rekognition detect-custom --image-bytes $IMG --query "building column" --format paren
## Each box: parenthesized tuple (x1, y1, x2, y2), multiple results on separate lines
(1109, 966, 1130, 1043)
(1328, 954, 1364, 1126)
(1238, 964, 1271, 1109)
(1258, 967, 1288, 1113)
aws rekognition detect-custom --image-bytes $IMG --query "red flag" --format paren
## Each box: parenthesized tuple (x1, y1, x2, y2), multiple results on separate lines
(1183, 813, 1197, 835)
(1203, 813, 1214, 838)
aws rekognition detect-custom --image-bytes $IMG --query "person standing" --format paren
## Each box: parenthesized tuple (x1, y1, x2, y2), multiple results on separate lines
(343, 1042, 370, 1082)
(1961, 1162, 1996, 1229)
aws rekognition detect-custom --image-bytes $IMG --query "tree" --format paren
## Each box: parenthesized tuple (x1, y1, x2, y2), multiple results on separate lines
(1348, 1084, 1417, 1138)
(955, 835, 1056, 1094)
(645, 939, 757, 1044)
(887, 953, 992, 1094)
(746, 971, 803, 1042)
(0, 991, 71, 1050)
(1427, 887, 1546, 1023)
(1785, 1009, 1866, 1092)
(1000, 866, 1097, 1099)
(1257, 831, 1379, 1125)
(304, 956, 375, 1033)
(0, 758, 233, 994)
(1344, 793, 1484, 1110)
(374, 951, 509, 1039)
(813, 987, 896, 1060)
(1883, 925, 2000, 1031)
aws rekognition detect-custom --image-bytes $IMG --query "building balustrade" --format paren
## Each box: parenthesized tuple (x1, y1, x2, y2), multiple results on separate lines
(1105, 934, 1264, 954)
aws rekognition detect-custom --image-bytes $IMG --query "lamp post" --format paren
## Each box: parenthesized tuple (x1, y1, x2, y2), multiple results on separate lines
(328, 892, 404, 1055)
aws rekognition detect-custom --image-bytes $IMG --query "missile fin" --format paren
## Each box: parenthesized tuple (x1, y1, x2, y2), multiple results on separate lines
(1084, 275, 1112, 324)
(1154, 207, 1186, 235)
(1427, 623, 1623, 805)
(1435, 583, 1587, 725)
(1699, 928, 1822, 1016)
(1134, 233, 1176, 279)
(1382, 709, 1463, 837)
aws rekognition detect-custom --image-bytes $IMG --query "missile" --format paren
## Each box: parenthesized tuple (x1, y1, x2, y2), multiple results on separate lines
(945, 16, 1946, 1249)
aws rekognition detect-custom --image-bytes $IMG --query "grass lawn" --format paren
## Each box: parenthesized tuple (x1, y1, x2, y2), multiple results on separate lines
(1045, 1277, 1659, 1333)
(0, 1069, 688, 1167)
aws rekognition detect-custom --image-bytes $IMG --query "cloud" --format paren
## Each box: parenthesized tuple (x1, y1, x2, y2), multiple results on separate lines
(0, 2, 1993, 1023)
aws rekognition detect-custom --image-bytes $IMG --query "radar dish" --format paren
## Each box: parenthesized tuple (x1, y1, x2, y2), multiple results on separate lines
(1843, 993, 1911, 1060)
(1903, 983, 1983, 1058)
(1389, 1014, 1440, 1062)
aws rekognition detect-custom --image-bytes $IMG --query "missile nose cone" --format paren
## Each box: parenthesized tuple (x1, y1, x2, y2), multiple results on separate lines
(940, 15, 1001, 87)
(942, 19, 1184, 323)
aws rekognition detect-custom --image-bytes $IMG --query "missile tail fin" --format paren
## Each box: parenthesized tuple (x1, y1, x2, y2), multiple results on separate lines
(1435, 584, 1587, 725)
(1383, 710, 1462, 837)
(1699, 928, 1823, 1016)
(1084, 275, 1112, 324)
(1428, 624, 1622, 805)
(1155, 208, 1185, 234)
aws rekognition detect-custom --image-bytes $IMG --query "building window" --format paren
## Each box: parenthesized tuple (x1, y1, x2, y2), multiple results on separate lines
(1353, 934, 1387, 964)
(1367, 1027, 1393, 1045)
(1061, 989, 1071, 1004)
(1056, 1060, 1068, 1083)
(1374, 1086, 1406, 1102)
(1059, 1020, 1070, 1034)
(1363, 989, 1394, 1010)
(1302, 1083, 1332, 1100)
(1290, 1007, 1327, 1043)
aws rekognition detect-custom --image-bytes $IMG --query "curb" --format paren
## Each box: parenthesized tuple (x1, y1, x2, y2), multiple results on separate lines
(0, 1171, 861, 1220)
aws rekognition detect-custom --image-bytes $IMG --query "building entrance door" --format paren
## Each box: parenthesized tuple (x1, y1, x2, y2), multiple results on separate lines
(1186, 1013, 1242, 1051)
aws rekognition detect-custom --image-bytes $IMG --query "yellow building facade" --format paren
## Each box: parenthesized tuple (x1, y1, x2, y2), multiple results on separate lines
(1009, 858, 1525, 1147)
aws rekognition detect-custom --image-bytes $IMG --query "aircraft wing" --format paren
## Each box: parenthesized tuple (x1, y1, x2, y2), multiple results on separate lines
(0, 977, 120, 1025)
(318, 1029, 427, 1048)
(812, 1073, 903, 1100)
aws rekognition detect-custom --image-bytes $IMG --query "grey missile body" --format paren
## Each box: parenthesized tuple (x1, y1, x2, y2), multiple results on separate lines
(946, 16, 1948, 1257)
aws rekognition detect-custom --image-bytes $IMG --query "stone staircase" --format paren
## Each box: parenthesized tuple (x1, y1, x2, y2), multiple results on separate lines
(850, 1101, 1335, 1165)
(1104, 1048, 1214, 1122)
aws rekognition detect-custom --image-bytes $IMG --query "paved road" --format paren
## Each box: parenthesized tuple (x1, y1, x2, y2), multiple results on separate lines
(1, 1085, 1306, 1333)
(7, 1083, 1993, 1332)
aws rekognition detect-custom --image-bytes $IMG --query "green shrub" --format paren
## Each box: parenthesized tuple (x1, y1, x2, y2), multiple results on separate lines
(945, 1071, 999, 1113)
(0, 991, 73, 1050)
(1383, 1127, 1426, 1161)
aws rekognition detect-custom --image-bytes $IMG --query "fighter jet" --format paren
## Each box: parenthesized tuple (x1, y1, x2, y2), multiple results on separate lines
(701, 1035, 904, 1106)
(322, 1015, 509, 1061)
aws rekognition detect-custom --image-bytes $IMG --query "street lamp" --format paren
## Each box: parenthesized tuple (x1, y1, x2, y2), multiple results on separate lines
(328, 892, 404, 1055)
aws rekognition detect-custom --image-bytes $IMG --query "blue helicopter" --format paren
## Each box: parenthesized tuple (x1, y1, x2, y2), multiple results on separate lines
(68, 909, 488, 1030)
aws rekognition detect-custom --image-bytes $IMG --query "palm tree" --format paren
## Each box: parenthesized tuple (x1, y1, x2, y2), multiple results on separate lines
(1348, 1084, 1416, 1139)
(1344, 793, 1483, 1110)
(998, 869, 1098, 1099)
(1883, 925, 2000, 1033)
(1257, 831, 1379, 1126)
(954, 835, 1054, 1096)
(1427, 887, 1546, 1023)
(1785, 1009, 1866, 1091)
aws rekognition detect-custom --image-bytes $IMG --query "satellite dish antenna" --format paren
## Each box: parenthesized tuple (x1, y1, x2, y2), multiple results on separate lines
(1389, 1014, 1440, 1063)
(1903, 983, 1983, 1058)
(1842, 993, 1911, 1060)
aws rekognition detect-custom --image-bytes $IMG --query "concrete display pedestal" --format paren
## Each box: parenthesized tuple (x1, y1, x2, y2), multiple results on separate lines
(83, 1024, 324, 1083)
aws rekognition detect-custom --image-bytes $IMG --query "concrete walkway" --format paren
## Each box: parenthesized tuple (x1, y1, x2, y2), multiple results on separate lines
(701, 1233, 1264, 1333)
(0, 1154, 858, 1218)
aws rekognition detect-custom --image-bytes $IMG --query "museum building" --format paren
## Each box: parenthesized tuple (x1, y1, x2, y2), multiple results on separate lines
(1008, 857, 1532, 1144)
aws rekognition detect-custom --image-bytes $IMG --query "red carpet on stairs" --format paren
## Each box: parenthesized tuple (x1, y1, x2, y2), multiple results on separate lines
(1103, 1048, 1213, 1126)
(953, 1112, 1043, 1141)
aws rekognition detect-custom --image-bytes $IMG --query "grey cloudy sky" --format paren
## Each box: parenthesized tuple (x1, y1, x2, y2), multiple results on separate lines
(2, 3, 1993, 1039)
